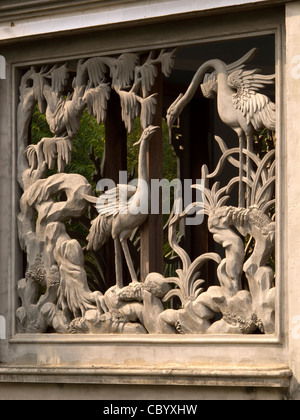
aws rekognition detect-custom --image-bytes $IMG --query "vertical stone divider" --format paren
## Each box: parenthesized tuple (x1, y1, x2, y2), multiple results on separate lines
(104, 89, 128, 288)
(140, 64, 164, 281)
(286, 0, 300, 397)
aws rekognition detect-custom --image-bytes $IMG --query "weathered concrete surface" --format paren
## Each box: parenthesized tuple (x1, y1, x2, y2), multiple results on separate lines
(0, 383, 286, 401)
(286, 0, 300, 400)
(0, 0, 292, 41)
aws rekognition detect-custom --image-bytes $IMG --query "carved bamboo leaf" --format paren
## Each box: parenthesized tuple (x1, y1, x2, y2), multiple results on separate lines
(168, 211, 191, 273)
(255, 177, 276, 207)
(193, 279, 206, 297)
(165, 276, 183, 289)
(251, 149, 275, 205)
(26, 145, 38, 171)
(260, 199, 275, 214)
(162, 288, 184, 305)
(226, 176, 252, 196)
(186, 253, 222, 296)
(217, 195, 230, 208)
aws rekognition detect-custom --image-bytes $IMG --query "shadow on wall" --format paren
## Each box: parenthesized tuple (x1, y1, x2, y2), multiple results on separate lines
(0, 55, 6, 79)
(0, 316, 5, 339)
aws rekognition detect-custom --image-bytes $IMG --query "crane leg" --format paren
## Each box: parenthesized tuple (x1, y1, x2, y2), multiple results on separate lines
(238, 134, 246, 208)
(121, 238, 139, 283)
(114, 237, 123, 289)
(246, 134, 253, 207)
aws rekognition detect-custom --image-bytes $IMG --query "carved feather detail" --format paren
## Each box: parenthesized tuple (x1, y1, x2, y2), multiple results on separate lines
(229, 69, 276, 131)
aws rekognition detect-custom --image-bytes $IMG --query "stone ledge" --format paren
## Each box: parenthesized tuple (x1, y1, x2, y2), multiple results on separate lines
(0, 365, 292, 388)
(0, 0, 138, 19)
(0, 0, 290, 41)
(8, 333, 282, 344)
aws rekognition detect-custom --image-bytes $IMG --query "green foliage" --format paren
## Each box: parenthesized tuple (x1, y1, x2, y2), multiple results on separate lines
(31, 105, 178, 289)
(126, 117, 178, 183)
(65, 110, 105, 187)
(31, 106, 177, 186)
(31, 106, 52, 143)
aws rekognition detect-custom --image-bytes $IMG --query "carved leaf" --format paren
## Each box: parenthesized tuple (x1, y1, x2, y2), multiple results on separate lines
(42, 138, 57, 170)
(84, 83, 111, 124)
(192, 279, 206, 298)
(117, 89, 140, 133)
(162, 288, 184, 305)
(159, 48, 177, 78)
(186, 253, 222, 297)
(56, 137, 73, 173)
(26, 145, 38, 171)
(165, 276, 183, 289)
(168, 206, 191, 273)
(137, 62, 158, 98)
(112, 53, 140, 89)
(139, 93, 158, 130)
(48, 64, 69, 93)
(85, 57, 108, 86)
(251, 149, 276, 207)
(31, 70, 47, 114)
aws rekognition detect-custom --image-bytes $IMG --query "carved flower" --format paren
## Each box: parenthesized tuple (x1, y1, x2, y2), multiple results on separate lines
(46, 265, 60, 286)
(119, 283, 144, 302)
(68, 317, 89, 334)
(25, 257, 46, 286)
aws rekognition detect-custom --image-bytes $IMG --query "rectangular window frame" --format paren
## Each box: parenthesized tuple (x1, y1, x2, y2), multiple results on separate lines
(2, 6, 289, 379)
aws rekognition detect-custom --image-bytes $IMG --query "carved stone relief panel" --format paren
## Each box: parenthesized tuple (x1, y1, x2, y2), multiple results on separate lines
(16, 42, 276, 336)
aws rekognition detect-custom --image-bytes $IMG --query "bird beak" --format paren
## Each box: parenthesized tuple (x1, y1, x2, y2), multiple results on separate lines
(166, 93, 183, 138)
(133, 139, 142, 147)
(148, 125, 160, 136)
(83, 194, 98, 204)
(166, 114, 175, 139)
(133, 126, 160, 146)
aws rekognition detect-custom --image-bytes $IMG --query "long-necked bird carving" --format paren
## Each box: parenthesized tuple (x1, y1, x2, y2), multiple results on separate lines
(167, 48, 276, 207)
(84, 125, 159, 289)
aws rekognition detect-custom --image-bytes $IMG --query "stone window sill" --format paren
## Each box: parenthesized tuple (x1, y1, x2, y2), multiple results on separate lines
(0, 365, 292, 388)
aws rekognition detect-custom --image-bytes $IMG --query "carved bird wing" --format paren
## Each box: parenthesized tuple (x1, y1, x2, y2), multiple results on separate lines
(85, 184, 137, 251)
(83, 83, 111, 124)
(226, 48, 258, 73)
(201, 48, 258, 98)
(84, 184, 137, 217)
(228, 69, 276, 131)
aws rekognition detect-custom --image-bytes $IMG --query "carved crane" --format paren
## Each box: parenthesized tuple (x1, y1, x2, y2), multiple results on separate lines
(83, 125, 159, 289)
(166, 49, 276, 207)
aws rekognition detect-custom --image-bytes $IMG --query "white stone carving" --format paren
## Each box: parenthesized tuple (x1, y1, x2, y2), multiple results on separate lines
(16, 47, 276, 335)
(83, 125, 160, 289)
(167, 48, 276, 207)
